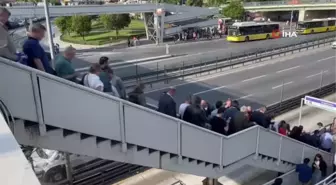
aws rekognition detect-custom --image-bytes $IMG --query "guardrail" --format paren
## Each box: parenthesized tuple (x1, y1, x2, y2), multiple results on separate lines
(244, 0, 336, 6)
(123, 34, 335, 88)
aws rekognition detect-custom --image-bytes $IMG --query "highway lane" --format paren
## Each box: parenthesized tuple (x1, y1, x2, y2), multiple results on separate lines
(144, 48, 336, 110)
(112, 32, 335, 79)
(11, 21, 334, 74)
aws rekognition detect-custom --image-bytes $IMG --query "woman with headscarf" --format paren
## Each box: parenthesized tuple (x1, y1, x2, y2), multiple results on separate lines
(311, 154, 327, 184)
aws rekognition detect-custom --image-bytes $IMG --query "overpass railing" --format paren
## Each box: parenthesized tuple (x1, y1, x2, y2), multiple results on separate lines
(0, 56, 332, 174)
(316, 171, 336, 185)
(244, 0, 336, 6)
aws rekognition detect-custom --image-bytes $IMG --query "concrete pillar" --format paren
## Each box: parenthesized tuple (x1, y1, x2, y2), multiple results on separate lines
(143, 13, 150, 40)
(298, 9, 306, 22)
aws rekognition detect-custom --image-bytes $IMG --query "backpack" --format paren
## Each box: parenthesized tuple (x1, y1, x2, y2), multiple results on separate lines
(79, 73, 88, 86)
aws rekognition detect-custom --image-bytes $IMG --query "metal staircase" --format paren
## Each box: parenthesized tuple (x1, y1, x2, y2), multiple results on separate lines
(0, 57, 331, 179)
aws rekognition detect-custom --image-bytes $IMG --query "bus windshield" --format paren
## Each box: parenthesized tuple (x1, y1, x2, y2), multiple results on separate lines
(228, 26, 240, 36)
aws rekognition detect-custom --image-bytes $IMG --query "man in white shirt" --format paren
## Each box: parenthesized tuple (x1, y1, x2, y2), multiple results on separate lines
(179, 95, 191, 119)
(84, 63, 104, 92)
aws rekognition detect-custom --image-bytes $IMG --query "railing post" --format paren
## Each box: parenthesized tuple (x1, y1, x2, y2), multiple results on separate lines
(277, 136, 283, 165)
(31, 72, 46, 136)
(298, 98, 304, 125)
(301, 145, 305, 162)
(320, 70, 324, 90)
(254, 127, 260, 160)
(182, 61, 185, 80)
(220, 137, 223, 170)
(119, 102, 127, 153)
(177, 121, 182, 164)
(156, 62, 159, 80)
(135, 64, 139, 82)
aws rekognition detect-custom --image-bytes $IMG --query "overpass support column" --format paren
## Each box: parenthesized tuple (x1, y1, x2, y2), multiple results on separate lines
(143, 13, 150, 40)
(298, 9, 306, 22)
(143, 12, 157, 43)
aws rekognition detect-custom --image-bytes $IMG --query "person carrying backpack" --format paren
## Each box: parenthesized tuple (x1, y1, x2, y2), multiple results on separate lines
(128, 83, 146, 106)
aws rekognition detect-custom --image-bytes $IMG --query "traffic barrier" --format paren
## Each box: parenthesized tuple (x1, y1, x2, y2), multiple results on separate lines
(122, 33, 335, 88)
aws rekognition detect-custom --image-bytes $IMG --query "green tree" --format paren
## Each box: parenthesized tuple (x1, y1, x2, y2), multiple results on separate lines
(222, 1, 245, 20)
(99, 14, 131, 39)
(186, 0, 203, 7)
(159, 0, 180, 5)
(55, 16, 72, 35)
(71, 15, 92, 40)
(206, 0, 226, 7)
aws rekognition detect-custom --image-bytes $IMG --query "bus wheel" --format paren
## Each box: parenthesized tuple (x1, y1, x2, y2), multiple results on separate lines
(311, 30, 314, 34)
(245, 36, 249, 42)
(326, 28, 329, 32)
(266, 34, 270, 39)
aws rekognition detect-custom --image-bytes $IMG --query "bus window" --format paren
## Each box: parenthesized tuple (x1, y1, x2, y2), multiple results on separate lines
(328, 20, 336, 26)
(239, 27, 249, 35)
(297, 23, 306, 29)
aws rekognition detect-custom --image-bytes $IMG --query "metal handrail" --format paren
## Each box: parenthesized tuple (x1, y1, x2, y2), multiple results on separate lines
(244, 0, 336, 6)
(122, 34, 334, 87)
(316, 172, 336, 185)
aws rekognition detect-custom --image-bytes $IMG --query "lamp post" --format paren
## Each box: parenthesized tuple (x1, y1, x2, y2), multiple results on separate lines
(43, 0, 56, 66)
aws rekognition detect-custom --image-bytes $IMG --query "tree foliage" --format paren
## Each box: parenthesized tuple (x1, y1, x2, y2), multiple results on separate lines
(206, 0, 226, 7)
(54, 16, 72, 35)
(159, 0, 180, 5)
(222, 1, 245, 20)
(186, 0, 203, 7)
(71, 15, 92, 40)
(99, 14, 131, 39)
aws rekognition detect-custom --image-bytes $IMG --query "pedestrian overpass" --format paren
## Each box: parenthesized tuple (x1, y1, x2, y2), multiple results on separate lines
(7, 3, 218, 44)
(242, 0, 336, 21)
(0, 56, 332, 179)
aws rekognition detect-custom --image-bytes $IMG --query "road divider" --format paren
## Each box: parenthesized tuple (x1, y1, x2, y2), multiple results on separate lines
(123, 35, 335, 89)
(75, 54, 175, 73)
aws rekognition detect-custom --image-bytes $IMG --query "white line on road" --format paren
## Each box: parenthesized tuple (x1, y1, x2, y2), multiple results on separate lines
(193, 86, 227, 95)
(305, 70, 329, 79)
(317, 56, 335, 63)
(272, 81, 293, 89)
(237, 94, 254, 100)
(276, 65, 300, 73)
(242, 75, 267, 82)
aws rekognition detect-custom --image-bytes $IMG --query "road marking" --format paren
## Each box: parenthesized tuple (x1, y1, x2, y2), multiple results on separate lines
(272, 81, 293, 89)
(242, 75, 267, 82)
(305, 70, 329, 79)
(317, 56, 335, 63)
(276, 65, 300, 73)
(237, 94, 254, 100)
(193, 85, 227, 95)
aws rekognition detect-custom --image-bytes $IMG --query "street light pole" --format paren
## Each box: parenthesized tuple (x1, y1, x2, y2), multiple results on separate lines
(289, 10, 294, 33)
(43, 0, 56, 65)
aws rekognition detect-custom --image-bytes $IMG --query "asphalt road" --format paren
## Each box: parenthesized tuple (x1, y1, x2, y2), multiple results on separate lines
(110, 32, 335, 79)
(144, 48, 336, 111)
(12, 23, 335, 78)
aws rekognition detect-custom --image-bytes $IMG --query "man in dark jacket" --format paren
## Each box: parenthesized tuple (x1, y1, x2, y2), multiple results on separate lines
(233, 106, 254, 133)
(183, 95, 208, 127)
(223, 100, 240, 134)
(157, 87, 177, 117)
(250, 107, 269, 128)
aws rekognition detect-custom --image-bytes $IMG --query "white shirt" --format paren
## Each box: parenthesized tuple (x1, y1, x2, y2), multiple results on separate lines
(179, 103, 189, 119)
(84, 73, 104, 92)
